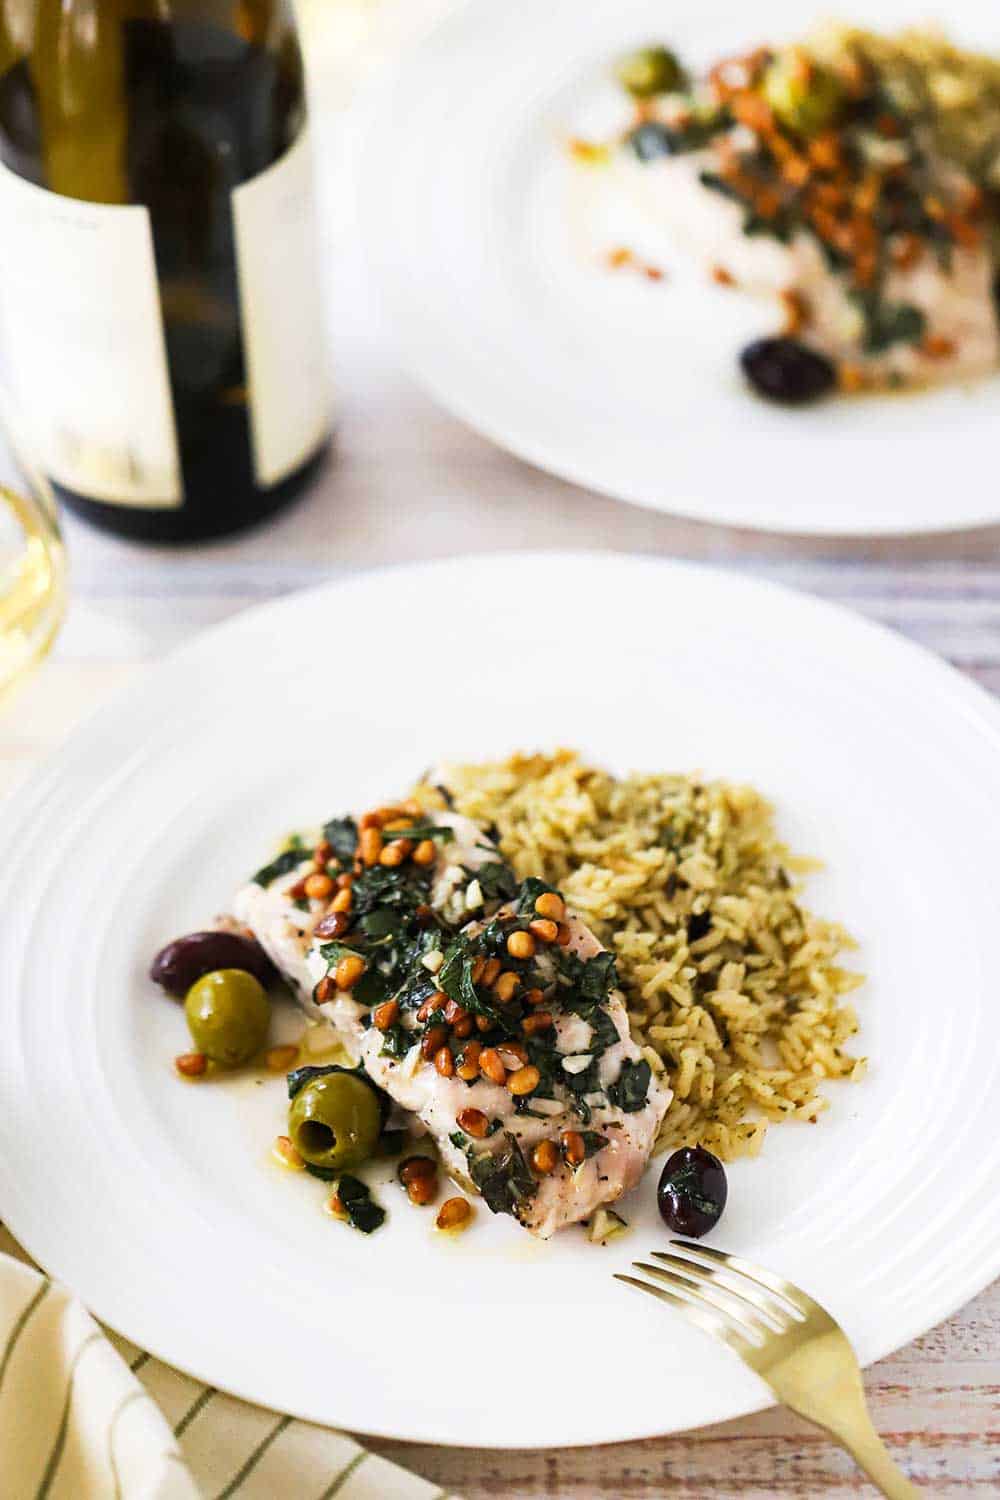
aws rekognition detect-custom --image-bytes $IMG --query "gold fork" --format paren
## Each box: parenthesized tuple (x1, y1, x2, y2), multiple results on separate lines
(616, 1240, 921, 1498)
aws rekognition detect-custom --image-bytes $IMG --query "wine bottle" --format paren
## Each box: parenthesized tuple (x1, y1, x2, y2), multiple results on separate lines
(0, 0, 333, 542)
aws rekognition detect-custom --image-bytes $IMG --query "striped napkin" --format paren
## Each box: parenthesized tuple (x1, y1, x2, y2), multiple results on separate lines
(1, 1230, 455, 1500)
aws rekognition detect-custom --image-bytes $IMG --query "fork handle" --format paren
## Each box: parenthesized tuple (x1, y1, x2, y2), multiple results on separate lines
(783, 1381, 921, 1497)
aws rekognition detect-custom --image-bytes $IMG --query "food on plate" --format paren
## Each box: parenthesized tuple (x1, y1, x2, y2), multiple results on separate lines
(589, 26, 1000, 401)
(152, 752, 866, 1241)
(287, 1066, 385, 1173)
(183, 969, 270, 1067)
(230, 803, 672, 1240)
(657, 1145, 728, 1237)
(151, 929, 276, 994)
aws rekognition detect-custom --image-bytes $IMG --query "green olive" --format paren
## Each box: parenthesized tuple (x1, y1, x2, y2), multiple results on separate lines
(616, 45, 686, 99)
(763, 50, 843, 136)
(184, 969, 270, 1066)
(288, 1072, 382, 1172)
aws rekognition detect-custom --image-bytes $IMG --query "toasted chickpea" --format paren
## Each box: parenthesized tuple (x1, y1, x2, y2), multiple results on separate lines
(556, 923, 572, 947)
(436, 1197, 473, 1232)
(417, 992, 446, 1022)
(288, 877, 308, 900)
(330, 887, 353, 915)
(335, 953, 366, 991)
(534, 891, 566, 922)
(498, 1042, 528, 1068)
(470, 956, 487, 985)
(304, 872, 334, 901)
(456, 1107, 489, 1138)
(399, 1155, 437, 1185)
(335, 872, 354, 890)
(273, 1134, 304, 1170)
(456, 1041, 482, 1080)
(506, 930, 536, 961)
(476, 1014, 492, 1033)
(531, 1139, 559, 1175)
(380, 842, 407, 867)
(528, 918, 558, 945)
(412, 839, 436, 866)
(358, 811, 382, 831)
(381, 816, 414, 833)
(406, 1175, 437, 1206)
(434, 1045, 455, 1078)
(314, 976, 334, 1003)
(372, 999, 400, 1031)
(522, 1011, 553, 1036)
(523, 988, 546, 1007)
(481, 957, 502, 987)
(314, 909, 349, 940)
(314, 839, 334, 864)
(265, 1044, 300, 1072)
(175, 1051, 207, 1078)
(561, 1129, 586, 1166)
(479, 1048, 506, 1085)
(452, 1016, 474, 1039)
(420, 1024, 449, 1060)
(359, 827, 383, 865)
(442, 998, 468, 1026)
(508, 1064, 540, 1097)
(493, 971, 520, 1002)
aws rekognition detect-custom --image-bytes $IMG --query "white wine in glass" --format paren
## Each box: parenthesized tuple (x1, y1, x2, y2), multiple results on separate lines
(0, 476, 65, 700)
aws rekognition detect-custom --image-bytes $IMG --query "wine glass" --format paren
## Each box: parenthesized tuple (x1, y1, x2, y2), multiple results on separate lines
(0, 417, 66, 701)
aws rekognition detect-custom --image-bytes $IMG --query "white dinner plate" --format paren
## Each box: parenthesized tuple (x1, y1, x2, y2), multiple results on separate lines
(3, 553, 1000, 1447)
(356, 0, 1000, 536)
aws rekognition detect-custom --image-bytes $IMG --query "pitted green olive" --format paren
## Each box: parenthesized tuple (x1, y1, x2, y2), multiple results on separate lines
(763, 50, 843, 136)
(616, 45, 686, 99)
(287, 1072, 382, 1172)
(184, 969, 270, 1066)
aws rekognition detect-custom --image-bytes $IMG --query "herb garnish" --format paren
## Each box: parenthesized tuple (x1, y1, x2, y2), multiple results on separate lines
(335, 1175, 386, 1234)
(608, 1058, 653, 1114)
(252, 847, 304, 887)
(467, 1133, 537, 1217)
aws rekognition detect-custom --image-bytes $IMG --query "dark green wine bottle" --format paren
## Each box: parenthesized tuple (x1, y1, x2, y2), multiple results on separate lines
(0, 0, 332, 542)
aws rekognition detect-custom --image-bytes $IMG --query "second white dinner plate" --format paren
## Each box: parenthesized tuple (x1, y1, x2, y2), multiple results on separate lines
(356, 0, 1000, 535)
(2, 554, 1000, 1446)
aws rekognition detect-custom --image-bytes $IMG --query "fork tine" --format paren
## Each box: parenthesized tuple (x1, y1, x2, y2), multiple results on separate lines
(614, 1274, 756, 1360)
(643, 1253, 790, 1333)
(670, 1240, 821, 1324)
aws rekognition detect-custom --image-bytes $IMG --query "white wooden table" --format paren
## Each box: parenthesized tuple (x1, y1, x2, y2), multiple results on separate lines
(3, 5, 1000, 1490)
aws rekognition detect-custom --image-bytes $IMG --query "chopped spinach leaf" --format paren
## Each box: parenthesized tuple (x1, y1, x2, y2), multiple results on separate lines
(251, 847, 304, 887)
(468, 1133, 537, 1217)
(474, 861, 519, 903)
(608, 1058, 652, 1113)
(849, 291, 926, 354)
(336, 1174, 386, 1234)
(578, 1130, 610, 1159)
(379, 1024, 411, 1059)
(321, 816, 358, 863)
(382, 822, 454, 844)
(557, 948, 620, 1004)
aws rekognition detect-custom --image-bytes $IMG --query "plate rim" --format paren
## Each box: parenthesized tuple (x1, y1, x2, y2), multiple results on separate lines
(3, 549, 1000, 1447)
(353, 0, 1000, 539)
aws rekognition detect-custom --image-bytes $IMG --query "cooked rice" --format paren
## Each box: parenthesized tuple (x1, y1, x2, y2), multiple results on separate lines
(415, 751, 865, 1163)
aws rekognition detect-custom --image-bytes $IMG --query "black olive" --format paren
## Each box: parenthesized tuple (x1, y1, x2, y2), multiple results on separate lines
(657, 1145, 728, 1238)
(626, 122, 679, 162)
(740, 337, 836, 405)
(150, 930, 276, 996)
